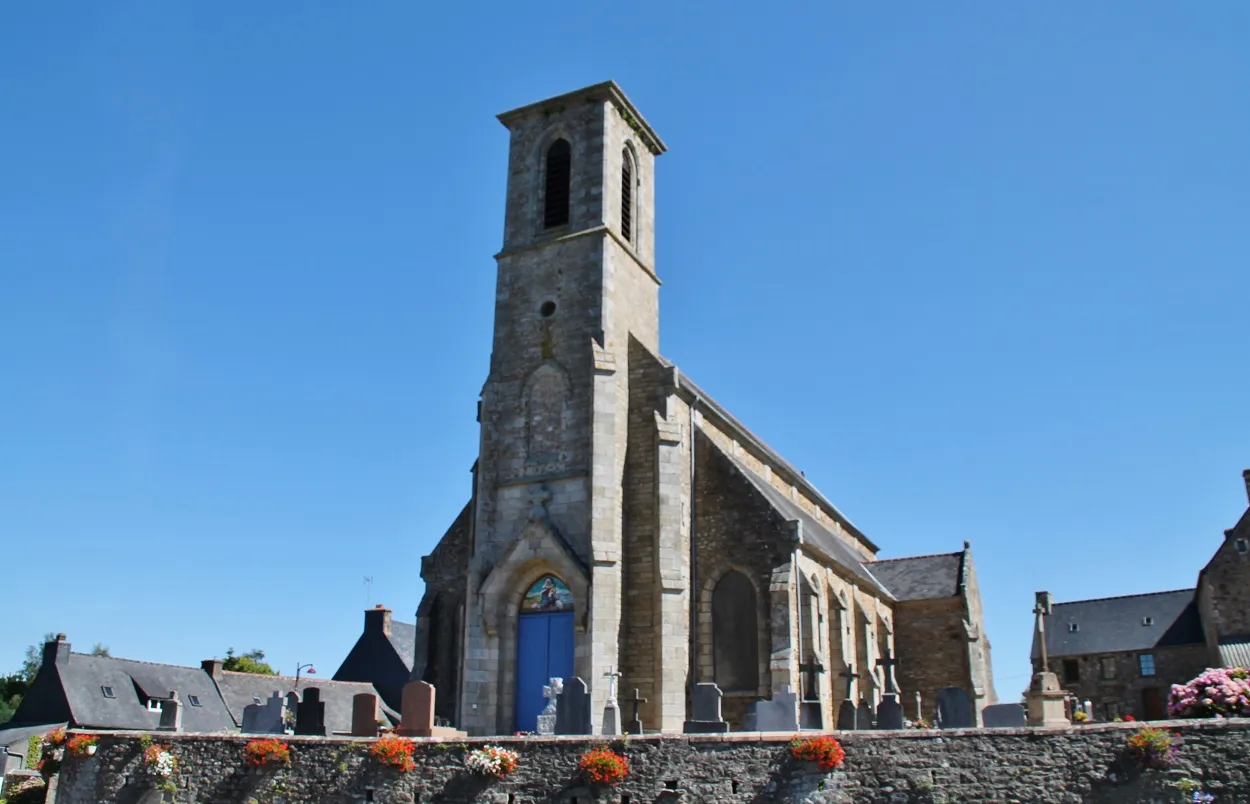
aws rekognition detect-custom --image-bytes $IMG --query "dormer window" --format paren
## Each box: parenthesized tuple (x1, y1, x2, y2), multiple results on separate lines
(543, 139, 571, 229)
(1068, 622, 1079, 632)
(146, 699, 162, 712)
(1236, 538, 1248, 554)
(1142, 616, 1154, 626)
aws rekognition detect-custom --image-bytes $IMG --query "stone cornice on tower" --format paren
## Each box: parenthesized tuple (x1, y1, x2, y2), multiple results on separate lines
(497, 80, 667, 155)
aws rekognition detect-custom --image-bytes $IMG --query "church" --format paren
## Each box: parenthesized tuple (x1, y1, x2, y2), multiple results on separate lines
(411, 81, 996, 735)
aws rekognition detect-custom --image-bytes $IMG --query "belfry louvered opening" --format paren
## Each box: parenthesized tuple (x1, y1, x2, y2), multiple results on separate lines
(543, 139, 571, 229)
(621, 148, 634, 242)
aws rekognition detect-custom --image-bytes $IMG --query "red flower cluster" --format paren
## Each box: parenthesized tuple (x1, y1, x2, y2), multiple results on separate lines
(45, 728, 67, 748)
(66, 734, 98, 755)
(244, 738, 292, 767)
(579, 746, 629, 786)
(790, 735, 846, 771)
(370, 735, 416, 773)
(1123, 714, 1137, 722)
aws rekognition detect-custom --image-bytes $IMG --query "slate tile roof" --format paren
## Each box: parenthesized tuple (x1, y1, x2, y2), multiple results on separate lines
(214, 672, 397, 735)
(386, 620, 416, 673)
(867, 553, 964, 602)
(56, 653, 236, 732)
(1029, 589, 1205, 660)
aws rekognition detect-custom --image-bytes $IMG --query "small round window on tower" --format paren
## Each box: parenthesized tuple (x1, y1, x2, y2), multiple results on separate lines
(539, 300, 557, 318)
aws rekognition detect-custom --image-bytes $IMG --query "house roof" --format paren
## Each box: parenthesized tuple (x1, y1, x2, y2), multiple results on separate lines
(56, 654, 236, 732)
(213, 672, 395, 734)
(386, 620, 416, 672)
(1029, 589, 1205, 660)
(0, 723, 65, 751)
(1217, 636, 1250, 669)
(717, 441, 893, 598)
(867, 552, 964, 602)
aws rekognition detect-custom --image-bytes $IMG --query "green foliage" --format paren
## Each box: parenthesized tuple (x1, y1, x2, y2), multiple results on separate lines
(222, 648, 276, 675)
(90, 643, 110, 657)
(21, 634, 56, 683)
(27, 734, 42, 767)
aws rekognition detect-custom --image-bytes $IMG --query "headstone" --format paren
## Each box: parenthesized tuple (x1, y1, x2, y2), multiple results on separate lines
(398, 680, 465, 737)
(242, 691, 286, 734)
(836, 699, 860, 731)
(876, 650, 900, 695)
(935, 687, 975, 729)
(555, 677, 593, 736)
(625, 688, 647, 735)
(536, 678, 562, 736)
(158, 692, 182, 731)
(602, 668, 622, 736)
(683, 682, 730, 733)
(352, 692, 379, 738)
(857, 698, 875, 729)
(875, 692, 904, 730)
(982, 703, 1027, 729)
(295, 687, 327, 736)
(746, 685, 799, 732)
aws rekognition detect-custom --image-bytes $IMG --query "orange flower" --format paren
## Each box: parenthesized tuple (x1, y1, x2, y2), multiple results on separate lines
(370, 735, 416, 773)
(244, 738, 291, 767)
(790, 735, 846, 771)
(579, 746, 629, 785)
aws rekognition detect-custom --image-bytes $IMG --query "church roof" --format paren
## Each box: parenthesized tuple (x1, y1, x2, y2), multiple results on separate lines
(497, 80, 667, 155)
(1028, 589, 1205, 660)
(718, 444, 893, 598)
(867, 552, 964, 602)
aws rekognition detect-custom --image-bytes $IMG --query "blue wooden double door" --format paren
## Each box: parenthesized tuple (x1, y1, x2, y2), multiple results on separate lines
(515, 611, 575, 732)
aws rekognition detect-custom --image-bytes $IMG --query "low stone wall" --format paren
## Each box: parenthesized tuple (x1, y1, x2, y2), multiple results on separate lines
(53, 720, 1250, 804)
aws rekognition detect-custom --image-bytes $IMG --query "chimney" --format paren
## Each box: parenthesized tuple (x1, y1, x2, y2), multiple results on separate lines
(366, 604, 393, 637)
(41, 634, 70, 669)
(1242, 469, 1249, 505)
(201, 659, 223, 679)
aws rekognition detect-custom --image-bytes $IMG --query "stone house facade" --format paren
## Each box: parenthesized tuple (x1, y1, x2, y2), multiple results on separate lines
(1032, 470, 1250, 719)
(414, 81, 995, 736)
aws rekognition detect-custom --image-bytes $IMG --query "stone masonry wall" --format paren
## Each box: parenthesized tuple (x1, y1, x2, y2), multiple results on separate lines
(1201, 528, 1250, 640)
(54, 720, 1250, 804)
(1039, 642, 1211, 721)
(891, 597, 970, 721)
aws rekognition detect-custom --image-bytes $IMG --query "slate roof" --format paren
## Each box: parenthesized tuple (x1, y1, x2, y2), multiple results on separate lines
(0, 723, 64, 751)
(387, 620, 416, 672)
(1029, 589, 1205, 660)
(867, 553, 964, 602)
(214, 672, 397, 734)
(56, 653, 237, 732)
(718, 443, 893, 598)
(1217, 636, 1250, 669)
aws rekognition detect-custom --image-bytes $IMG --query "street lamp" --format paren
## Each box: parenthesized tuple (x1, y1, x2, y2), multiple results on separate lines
(294, 662, 316, 691)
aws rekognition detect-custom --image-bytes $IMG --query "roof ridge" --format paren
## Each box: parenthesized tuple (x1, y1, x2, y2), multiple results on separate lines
(219, 671, 372, 686)
(1053, 588, 1196, 606)
(70, 653, 199, 672)
(868, 552, 961, 564)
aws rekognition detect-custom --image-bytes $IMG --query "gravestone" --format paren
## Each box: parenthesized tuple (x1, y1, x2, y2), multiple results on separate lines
(295, 687, 326, 736)
(982, 702, 1026, 729)
(555, 677, 593, 736)
(602, 668, 622, 736)
(352, 692, 379, 737)
(683, 682, 729, 733)
(536, 678, 562, 736)
(935, 687, 975, 729)
(398, 680, 465, 737)
(242, 691, 286, 734)
(857, 698, 875, 729)
(836, 666, 861, 730)
(875, 693, 904, 730)
(625, 688, 647, 735)
(158, 692, 182, 731)
(745, 685, 799, 732)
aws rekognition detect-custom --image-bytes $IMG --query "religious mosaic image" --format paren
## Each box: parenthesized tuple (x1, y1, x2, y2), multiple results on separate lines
(520, 575, 574, 613)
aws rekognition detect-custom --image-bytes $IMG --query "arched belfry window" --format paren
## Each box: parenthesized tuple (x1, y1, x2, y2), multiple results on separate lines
(543, 139, 571, 229)
(712, 570, 759, 691)
(620, 147, 634, 243)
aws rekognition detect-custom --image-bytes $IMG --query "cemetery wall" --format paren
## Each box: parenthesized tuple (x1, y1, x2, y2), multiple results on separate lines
(53, 719, 1250, 804)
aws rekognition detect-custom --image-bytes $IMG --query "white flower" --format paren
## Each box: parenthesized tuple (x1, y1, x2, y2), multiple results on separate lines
(464, 745, 519, 777)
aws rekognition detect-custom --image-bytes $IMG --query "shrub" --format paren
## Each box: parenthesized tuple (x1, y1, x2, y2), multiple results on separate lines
(3, 776, 47, 804)
(464, 745, 520, 778)
(244, 738, 292, 767)
(579, 746, 628, 786)
(790, 735, 846, 771)
(65, 734, 98, 755)
(1125, 726, 1181, 770)
(1169, 667, 1250, 719)
(370, 735, 416, 773)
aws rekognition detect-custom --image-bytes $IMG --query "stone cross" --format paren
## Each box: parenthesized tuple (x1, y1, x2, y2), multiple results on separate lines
(1034, 591, 1053, 670)
(914, 691, 923, 721)
(627, 688, 647, 726)
(839, 665, 860, 700)
(603, 667, 622, 705)
(528, 484, 553, 522)
(876, 650, 899, 695)
(798, 659, 825, 702)
(536, 678, 562, 736)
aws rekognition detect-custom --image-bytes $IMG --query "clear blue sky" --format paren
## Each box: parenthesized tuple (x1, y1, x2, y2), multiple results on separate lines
(2, 2, 1247, 702)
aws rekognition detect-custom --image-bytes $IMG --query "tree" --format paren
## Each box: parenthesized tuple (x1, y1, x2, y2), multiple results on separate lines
(0, 673, 27, 725)
(222, 648, 276, 675)
(22, 633, 56, 682)
(90, 643, 111, 657)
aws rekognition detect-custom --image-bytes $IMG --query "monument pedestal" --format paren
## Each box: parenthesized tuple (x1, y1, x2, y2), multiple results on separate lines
(1025, 671, 1070, 728)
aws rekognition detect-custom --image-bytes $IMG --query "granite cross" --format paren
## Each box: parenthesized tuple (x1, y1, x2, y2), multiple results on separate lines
(603, 667, 622, 705)
(628, 688, 647, 723)
(840, 664, 860, 700)
(876, 649, 899, 695)
(1033, 591, 1054, 671)
(798, 659, 825, 702)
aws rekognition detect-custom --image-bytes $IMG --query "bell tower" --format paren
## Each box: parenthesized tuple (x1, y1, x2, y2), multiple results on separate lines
(459, 82, 666, 735)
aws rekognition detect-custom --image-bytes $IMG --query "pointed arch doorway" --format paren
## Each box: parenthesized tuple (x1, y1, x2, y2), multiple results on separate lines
(515, 574, 575, 732)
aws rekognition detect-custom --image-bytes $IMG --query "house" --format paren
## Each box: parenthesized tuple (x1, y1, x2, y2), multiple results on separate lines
(1031, 470, 1250, 720)
(7, 635, 395, 737)
(332, 605, 416, 713)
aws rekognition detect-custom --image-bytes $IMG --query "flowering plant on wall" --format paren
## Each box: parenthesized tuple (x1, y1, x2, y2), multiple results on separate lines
(464, 745, 520, 778)
(370, 734, 416, 773)
(1169, 667, 1250, 719)
(245, 738, 292, 767)
(44, 728, 67, 748)
(1125, 726, 1181, 770)
(579, 745, 629, 785)
(143, 742, 179, 792)
(1073, 710, 1090, 723)
(789, 735, 846, 771)
(66, 734, 99, 756)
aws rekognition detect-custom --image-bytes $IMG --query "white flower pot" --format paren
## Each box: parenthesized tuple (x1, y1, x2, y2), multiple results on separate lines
(86, 745, 97, 756)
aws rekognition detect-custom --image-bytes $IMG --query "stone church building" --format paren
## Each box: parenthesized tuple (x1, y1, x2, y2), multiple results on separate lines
(413, 82, 995, 736)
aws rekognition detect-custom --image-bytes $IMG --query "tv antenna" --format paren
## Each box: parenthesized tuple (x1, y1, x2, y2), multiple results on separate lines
(364, 576, 374, 607)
